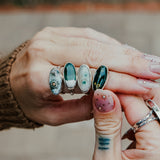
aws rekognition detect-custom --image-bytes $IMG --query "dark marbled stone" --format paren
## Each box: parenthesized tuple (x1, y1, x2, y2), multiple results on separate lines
(93, 65, 108, 91)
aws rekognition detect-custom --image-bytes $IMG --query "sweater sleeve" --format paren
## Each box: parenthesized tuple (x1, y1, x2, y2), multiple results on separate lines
(0, 41, 43, 130)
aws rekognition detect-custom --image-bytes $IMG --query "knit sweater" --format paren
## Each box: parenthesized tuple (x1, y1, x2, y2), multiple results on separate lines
(0, 41, 43, 130)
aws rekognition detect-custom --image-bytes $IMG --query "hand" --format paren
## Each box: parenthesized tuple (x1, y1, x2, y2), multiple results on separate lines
(92, 89, 160, 160)
(10, 27, 160, 126)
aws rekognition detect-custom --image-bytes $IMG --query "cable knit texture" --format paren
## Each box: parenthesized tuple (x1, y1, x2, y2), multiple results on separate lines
(0, 41, 43, 130)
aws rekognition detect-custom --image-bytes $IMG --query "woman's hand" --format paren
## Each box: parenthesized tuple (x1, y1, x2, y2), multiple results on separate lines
(10, 27, 160, 126)
(92, 89, 160, 160)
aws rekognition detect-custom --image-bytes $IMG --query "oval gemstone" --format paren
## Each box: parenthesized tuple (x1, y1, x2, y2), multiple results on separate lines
(64, 63, 76, 90)
(78, 64, 91, 93)
(49, 68, 62, 95)
(93, 65, 108, 91)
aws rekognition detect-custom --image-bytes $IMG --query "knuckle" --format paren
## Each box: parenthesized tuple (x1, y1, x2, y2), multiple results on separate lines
(85, 41, 103, 67)
(27, 40, 44, 56)
(95, 118, 121, 135)
(129, 55, 140, 71)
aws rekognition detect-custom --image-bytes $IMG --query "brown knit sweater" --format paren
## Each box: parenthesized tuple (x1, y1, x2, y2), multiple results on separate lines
(0, 41, 43, 130)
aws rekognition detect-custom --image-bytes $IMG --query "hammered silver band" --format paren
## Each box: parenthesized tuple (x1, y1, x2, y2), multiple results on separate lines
(132, 99, 160, 133)
(132, 110, 158, 133)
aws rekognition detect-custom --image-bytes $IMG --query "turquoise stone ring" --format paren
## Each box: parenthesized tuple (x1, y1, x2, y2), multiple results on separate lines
(49, 67, 62, 95)
(64, 63, 76, 90)
(92, 65, 108, 91)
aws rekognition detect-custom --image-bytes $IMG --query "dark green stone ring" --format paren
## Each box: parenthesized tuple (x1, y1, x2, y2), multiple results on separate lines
(92, 65, 109, 91)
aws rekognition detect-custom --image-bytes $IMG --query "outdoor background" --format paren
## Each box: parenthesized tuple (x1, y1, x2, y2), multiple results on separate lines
(0, 0, 160, 160)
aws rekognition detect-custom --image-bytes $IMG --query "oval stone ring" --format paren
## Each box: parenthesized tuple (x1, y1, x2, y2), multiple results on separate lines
(92, 65, 109, 91)
(49, 63, 109, 95)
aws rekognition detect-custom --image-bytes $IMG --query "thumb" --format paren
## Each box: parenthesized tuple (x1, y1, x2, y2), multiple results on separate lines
(92, 89, 122, 160)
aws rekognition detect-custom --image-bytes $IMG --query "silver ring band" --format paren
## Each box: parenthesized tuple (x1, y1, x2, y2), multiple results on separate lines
(132, 99, 160, 133)
(132, 110, 158, 133)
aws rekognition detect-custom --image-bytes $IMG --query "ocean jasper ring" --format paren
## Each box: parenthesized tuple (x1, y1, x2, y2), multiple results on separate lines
(78, 64, 92, 93)
(92, 65, 109, 91)
(49, 67, 62, 95)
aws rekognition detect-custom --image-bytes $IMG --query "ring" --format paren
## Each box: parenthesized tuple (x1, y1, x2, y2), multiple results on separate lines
(132, 99, 160, 133)
(49, 67, 62, 95)
(49, 63, 109, 95)
(92, 65, 109, 91)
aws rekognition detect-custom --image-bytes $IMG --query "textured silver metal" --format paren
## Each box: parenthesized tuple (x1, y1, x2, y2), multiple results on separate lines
(132, 99, 160, 133)
(145, 99, 160, 121)
(132, 110, 158, 133)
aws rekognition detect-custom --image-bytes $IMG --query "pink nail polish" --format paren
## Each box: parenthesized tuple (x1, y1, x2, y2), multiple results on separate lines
(94, 92, 114, 112)
(150, 64, 160, 74)
(143, 53, 160, 63)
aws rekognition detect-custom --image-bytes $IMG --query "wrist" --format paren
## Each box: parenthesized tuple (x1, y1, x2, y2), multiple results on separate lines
(0, 41, 43, 130)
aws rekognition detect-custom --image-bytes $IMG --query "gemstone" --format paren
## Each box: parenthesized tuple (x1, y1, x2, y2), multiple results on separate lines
(64, 63, 76, 90)
(93, 65, 108, 91)
(49, 68, 62, 95)
(78, 64, 91, 93)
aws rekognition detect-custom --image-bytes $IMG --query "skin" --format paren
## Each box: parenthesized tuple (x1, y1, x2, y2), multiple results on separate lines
(93, 89, 160, 160)
(9, 27, 160, 159)
(10, 27, 160, 126)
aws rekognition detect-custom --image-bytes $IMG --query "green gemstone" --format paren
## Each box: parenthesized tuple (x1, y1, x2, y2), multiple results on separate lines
(93, 65, 108, 91)
(82, 81, 86, 84)
(64, 63, 76, 89)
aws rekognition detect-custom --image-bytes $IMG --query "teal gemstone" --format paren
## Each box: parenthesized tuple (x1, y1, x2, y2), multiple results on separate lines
(64, 63, 76, 90)
(93, 65, 108, 91)
(49, 68, 62, 95)
(78, 64, 91, 93)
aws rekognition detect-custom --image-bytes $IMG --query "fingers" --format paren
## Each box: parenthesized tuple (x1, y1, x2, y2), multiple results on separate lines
(34, 93, 93, 126)
(29, 36, 160, 80)
(92, 89, 122, 160)
(119, 94, 160, 151)
(105, 71, 160, 94)
(34, 27, 121, 45)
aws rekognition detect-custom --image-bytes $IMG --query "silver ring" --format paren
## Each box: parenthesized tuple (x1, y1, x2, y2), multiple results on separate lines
(92, 65, 109, 91)
(132, 99, 160, 133)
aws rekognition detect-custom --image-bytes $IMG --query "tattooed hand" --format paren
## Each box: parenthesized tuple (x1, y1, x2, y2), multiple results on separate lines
(92, 89, 160, 160)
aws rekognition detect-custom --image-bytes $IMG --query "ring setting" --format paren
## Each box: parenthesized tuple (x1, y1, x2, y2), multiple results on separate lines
(132, 99, 160, 133)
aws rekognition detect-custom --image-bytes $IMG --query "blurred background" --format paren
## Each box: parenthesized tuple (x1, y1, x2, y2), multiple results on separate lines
(0, 0, 160, 160)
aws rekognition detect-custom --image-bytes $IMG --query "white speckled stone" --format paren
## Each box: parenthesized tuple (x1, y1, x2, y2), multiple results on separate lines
(78, 64, 91, 93)
(49, 68, 62, 95)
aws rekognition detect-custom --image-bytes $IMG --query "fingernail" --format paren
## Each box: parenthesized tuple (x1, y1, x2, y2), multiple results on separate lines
(143, 53, 160, 63)
(150, 64, 160, 74)
(137, 79, 160, 88)
(94, 91, 114, 112)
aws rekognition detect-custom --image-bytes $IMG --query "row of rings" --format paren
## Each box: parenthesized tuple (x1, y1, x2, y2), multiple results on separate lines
(49, 63, 109, 95)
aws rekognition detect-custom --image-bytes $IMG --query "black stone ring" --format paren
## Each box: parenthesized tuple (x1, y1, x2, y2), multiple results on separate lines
(92, 65, 109, 91)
